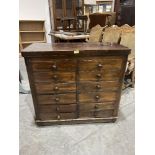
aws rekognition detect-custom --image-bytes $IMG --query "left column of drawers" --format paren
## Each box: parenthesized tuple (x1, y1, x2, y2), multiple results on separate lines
(30, 58, 77, 121)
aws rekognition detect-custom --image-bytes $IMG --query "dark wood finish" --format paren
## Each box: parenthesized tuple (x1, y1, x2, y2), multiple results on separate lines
(37, 94, 76, 105)
(38, 104, 77, 113)
(79, 56, 123, 70)
(39, 112, 77, 120)
(118, 5, 135, 26)
(79, 70, 121, 81)
(79, 92, 117, 103)
(79, 102, 115, 112)
(22, 43, 130, 125)
(31, 58, 76, 71)
(115, 0, 135, 26)
(78, 81, 120, 92)
(77, 15, 88, 32)
(89, 13, 112, 29)
(80, 109, 114, 118)
(35, 82, 76, 94)
(49, 0, 84, 31)
(33, 71, 75, 83)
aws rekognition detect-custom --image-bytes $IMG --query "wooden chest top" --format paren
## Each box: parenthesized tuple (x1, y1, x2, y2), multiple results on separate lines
(22, 43, 130, 56)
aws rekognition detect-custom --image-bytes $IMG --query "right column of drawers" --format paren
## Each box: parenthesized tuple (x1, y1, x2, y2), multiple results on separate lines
(78, 56, 124, 119)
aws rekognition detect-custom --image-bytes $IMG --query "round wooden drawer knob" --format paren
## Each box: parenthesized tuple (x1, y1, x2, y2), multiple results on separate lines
(57, 115, 61, 120)
(96, 74, 101, 78)
(54, 86, 59, 91)
(53, 75, 58, 80)
(96, 84, 101, 89)
(52, 64, 57, 69)
(94, 105, 98, 109)
(56, 107, 60, 111)
(95, 95, 100, 100)
(55, 97, 60, 102)
(97, 64, 102, 68)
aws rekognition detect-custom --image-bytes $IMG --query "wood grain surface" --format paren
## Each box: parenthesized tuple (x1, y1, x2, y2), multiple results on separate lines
(22, 43, 130, 125)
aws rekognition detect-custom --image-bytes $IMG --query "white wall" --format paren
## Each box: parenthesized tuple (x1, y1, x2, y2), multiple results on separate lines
(19, 0, 51, 43)
(84, 0, 96, 5)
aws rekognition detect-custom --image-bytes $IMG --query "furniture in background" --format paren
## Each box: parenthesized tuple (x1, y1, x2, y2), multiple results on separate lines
(105, 12, 116, 26)
(49, 31, 89, 42)
(89, 13, 111, 29)
(21, 43, 130, 126)
(118, 4, 135, 26)
(86, 24, 106, 43)
(49, 0, 84, 31)
(119, 25, 135, 88)
(102, 24, 135, 88)
(61, 17, 76, 31)
(76, 15, 88, 32)
(114, 0, 135, 26)
(84, 0, 113, 14)
(85, 23, 135, 88)
(19, 20, 46, 49)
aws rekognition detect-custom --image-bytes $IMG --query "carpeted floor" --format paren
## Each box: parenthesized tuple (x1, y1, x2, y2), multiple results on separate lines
(19, 57, 135, 155)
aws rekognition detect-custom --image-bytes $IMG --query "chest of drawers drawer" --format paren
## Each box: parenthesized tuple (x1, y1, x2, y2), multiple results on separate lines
(79, 57, 123, 71)
(37, 94, 76, 105)
(31, 58, 76, 71)
(78, 81, 120, 92)
(33, 72, 75, 83)
(79, 102, 115, 112)
(79, 92, 117, 103)
(80, 109, 114, 118)
(35, 82, 76, 94)
(79, 70, 121, 81)
(39, 112, 77, 120)
(38, 104, 77, 113)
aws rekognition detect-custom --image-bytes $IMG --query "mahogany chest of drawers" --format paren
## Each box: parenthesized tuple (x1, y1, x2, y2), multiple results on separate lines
(22, 43, 130, 126)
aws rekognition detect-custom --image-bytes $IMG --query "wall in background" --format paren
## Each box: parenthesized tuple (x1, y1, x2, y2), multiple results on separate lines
(19, 0, 51, 43)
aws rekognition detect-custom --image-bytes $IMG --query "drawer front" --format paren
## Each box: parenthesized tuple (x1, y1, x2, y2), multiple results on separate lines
(39, 112, 77, 120)
(33, 72, 75, 83)
(79, 102, 115, 112)
(31, 58, 76, 71)
(79, 57, 123, 71)
(80, 109, 114, 118)
(78, 81, 120, 92)
(37, 94, 76, 105)
(79, 92, 117, 103)
(79, 70, 120, 81)
(39, 104, 77, 113)
(35, 82, 76, 94)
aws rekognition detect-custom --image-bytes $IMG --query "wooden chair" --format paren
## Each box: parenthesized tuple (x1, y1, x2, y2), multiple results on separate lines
(86, 24, 107, 43)
(119, 25, 135, 89)
(102, 24, 135, 89)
